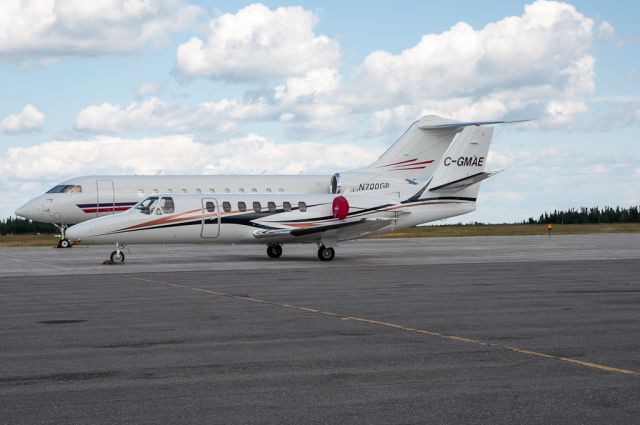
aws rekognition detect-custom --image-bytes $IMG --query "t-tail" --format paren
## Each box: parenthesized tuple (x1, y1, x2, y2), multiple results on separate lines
(409, 125, 498, 203)
(332, 115, 520, 197)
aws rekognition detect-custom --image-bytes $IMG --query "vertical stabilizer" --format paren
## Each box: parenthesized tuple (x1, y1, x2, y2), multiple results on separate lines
(356, 115, 462, 181)
(427, 126, 494, 197)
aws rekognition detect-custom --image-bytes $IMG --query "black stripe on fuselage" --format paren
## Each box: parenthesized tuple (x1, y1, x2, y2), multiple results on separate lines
(402, 196, 476, 204)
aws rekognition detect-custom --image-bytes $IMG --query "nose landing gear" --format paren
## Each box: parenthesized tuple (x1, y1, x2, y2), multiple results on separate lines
(54, 224, 71, 248)
(57, 238, 71, 249)
(104, 243, 127, 264)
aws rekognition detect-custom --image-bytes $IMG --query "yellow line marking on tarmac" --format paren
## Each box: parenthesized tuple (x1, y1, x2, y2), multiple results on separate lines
(127, 276, 640, 378)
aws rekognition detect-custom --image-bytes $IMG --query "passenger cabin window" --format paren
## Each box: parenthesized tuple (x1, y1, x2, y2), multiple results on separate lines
(253, 202, 262, 213)
(283, 201, 291, 212)
(298, 202, 307, 212)
(137, 189, 144, 196)
(152, 189, 159, 194)
(180, 188, 187, 193)
(268, 202, 276, 213)
(205, 201, 216, 213)
(238, 202, 246, 212)
(222, 202, 231, 212)
(167, 189, 173, 193)
(208, 189, 215, 193)
(251, 188, 257, 193)
(239, 188, 245, 193)
(195, 189, 202, 194)
(224, 188, 230, 193)
(160, 197, 175, 214)
(135, 196, 159, 215)
(278, 188, 284, 193)
(46, 184, 82, 193)
(266, 188, 272, 193)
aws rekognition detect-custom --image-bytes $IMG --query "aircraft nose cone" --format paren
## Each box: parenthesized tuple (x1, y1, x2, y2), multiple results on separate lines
(66, 224, 84, 242)
(15, 202, 34, 220)
(66, 221, 96, 243)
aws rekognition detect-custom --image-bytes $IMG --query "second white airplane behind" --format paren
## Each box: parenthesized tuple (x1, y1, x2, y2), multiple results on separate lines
(15, 115, 518, 248)
(66, 116, 510, 262)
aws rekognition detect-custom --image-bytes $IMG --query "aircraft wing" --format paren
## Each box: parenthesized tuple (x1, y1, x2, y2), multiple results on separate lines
(253, 218, 395, 242)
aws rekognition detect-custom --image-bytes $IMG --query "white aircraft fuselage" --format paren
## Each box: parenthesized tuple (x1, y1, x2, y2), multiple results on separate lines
(16, 175, 329, 225)
(65, 191, 476, 246)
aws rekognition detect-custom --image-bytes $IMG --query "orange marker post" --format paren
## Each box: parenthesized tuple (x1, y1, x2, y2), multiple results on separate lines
(547, 223, 553, 239)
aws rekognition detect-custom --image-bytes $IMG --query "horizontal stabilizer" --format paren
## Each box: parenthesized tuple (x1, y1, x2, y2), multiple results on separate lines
(419, 119, 530, 130)
(429, 171, 501, 192)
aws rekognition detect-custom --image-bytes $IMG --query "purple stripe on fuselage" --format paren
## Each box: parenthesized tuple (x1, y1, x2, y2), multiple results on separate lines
(77, 202, 138, 208)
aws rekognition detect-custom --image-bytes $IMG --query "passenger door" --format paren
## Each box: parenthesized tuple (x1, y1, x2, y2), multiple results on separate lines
(200, 198, 220, 238)
(96, 180, 115, 217)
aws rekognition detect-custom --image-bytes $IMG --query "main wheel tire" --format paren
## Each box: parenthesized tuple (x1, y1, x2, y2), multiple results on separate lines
(267, 244, 283, 259)
(317, 246, 335, 261)
(110, 250, 125, 263)
(58, 239, 71, 248)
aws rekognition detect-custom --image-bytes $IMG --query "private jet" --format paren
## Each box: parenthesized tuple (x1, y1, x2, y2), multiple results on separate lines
(66, 116, 516, 262)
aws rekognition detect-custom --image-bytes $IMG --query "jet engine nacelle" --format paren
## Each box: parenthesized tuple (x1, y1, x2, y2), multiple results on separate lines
(329, 172, 411, 195)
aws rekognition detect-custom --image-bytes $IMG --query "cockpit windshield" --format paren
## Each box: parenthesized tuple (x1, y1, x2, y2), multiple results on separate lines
(46, 185, 82, 193)
(135, 196, 159, 215)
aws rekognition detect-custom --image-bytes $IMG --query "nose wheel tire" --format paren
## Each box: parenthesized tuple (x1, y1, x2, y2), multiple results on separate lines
(267, 244, 283, 259)
(110, 251, 125, 263)
(57, 238, 72, 249)
(317, 246, 335, 261)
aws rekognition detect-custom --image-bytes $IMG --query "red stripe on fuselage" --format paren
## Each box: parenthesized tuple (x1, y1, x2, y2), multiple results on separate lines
(378, 158, 418, 167)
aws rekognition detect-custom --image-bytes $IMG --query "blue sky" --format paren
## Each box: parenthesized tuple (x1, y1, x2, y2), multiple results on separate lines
(1, 0, 639, 223)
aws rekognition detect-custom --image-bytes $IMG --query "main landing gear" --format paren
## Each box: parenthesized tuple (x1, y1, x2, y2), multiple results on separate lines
(265, 243, 336, 261)
(317, 245, 335, 262)
(266, 244, 283, 259)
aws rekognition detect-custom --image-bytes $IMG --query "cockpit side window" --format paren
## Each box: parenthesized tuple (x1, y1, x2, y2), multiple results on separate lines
(160, 197, 175, 214)
(135, 196, 159, 215)
(46, 184, 82, 193)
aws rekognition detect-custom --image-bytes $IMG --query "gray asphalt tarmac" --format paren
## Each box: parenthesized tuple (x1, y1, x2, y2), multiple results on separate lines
(1, 235, 639, 424)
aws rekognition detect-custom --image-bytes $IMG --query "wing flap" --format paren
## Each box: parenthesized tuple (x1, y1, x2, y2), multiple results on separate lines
(252, 218, 394, 242)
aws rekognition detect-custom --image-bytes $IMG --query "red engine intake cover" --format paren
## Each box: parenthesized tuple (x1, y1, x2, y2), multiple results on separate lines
(332, 196, 349, 220)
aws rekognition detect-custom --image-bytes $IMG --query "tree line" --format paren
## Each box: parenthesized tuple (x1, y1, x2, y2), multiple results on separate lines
(0, 217, 57, 235)
(526, 205, 640, 224)
(2, 205, 640, 234)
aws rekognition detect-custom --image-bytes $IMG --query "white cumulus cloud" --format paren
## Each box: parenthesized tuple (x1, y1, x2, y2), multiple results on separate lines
(1, 104, 45, 134)
(352, 0, 599, 132)
(0, 134, 379, 182)
(175, 3, 340, 80)
(74, 97, 276, 133)
(0, 0, 203, 60)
